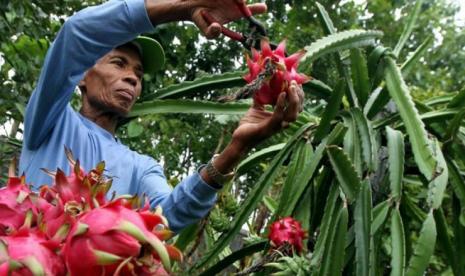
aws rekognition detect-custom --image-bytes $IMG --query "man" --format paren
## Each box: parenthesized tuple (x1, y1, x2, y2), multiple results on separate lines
(19, 0, 305, 233)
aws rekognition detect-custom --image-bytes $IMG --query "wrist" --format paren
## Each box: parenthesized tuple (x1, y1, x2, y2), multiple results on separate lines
(228, 139, 251, 158)
(145, 0, 191, 25)
(199, 140, 251, 188)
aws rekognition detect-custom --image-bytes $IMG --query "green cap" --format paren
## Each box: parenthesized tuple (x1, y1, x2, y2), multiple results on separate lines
(129, 36, 165, 75)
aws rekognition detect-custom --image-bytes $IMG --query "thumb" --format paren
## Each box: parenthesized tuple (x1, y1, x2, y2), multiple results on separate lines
(196, 10, 222, 39)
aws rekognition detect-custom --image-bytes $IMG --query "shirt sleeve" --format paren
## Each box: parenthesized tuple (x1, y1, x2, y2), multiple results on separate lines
(24, 0, 154, 150)
(139, 163, 218, 233)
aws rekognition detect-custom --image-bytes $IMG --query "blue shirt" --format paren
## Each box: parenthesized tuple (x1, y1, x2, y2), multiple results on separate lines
(19, 0, 218, 233)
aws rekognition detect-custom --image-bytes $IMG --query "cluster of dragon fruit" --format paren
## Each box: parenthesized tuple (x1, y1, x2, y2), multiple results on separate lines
(0, 150, 181, 276)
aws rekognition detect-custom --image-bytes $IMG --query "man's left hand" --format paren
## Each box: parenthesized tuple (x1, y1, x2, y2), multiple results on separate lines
(231, 81, 305, 150)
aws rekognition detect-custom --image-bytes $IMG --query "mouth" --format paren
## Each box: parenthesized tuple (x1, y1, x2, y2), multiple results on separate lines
(115, 89, 135, 102)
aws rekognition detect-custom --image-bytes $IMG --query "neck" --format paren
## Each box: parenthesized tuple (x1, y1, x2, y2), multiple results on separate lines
(79, 106, 119, 135)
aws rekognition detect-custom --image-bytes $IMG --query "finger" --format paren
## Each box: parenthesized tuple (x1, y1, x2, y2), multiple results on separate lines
(248, 3, 268, 16)
(268, 92, 286, 130)
(283, 82, 300, 122)
(252, 99, 265, 111)
(219, 3, 267, 24)
(206, 23, 222, 39)
(195, 10, 222, 39)
(297, 85, 305, 112)
(274, 92, 287, 119)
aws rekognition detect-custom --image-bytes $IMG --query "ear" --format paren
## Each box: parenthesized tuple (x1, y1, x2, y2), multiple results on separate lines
(78, 75, 87, 93)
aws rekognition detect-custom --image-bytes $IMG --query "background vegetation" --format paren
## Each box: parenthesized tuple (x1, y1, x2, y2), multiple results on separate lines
(1, 0, 464, 274)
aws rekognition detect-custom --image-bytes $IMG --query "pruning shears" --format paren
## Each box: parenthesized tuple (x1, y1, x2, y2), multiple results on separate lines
(201, 1, 270, 51)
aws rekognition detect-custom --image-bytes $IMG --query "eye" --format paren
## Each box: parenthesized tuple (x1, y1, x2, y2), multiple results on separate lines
(111, 59, 125, 68)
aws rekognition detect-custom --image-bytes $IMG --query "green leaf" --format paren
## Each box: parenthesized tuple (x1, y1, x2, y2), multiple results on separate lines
(393, 0, 424, 56)
(174, 222, 199, 251)
(355, 181, 372, 276)
(313, 3, 373, 108)
(367, 45, 389, 88)
(198, 241, 267, 276)
(405, 212, 437, 276)
(263, 195, 278, 213)
(390, 208, 406, 276)
(326, 145, 362, 203)
(427, 139, 448, 210)
(350, 48, 371, 107)
(304, 79, 333, 100)
(303, 30, 383, 63)
(293, 186, 312, 232)
(130, 99, 249, 117)
(384, 56, 436, 180)
(366, 37, 432, 119)
(364, 87, 390, 119)
(315, 2, 336, 34)
(127, 120, 144, 138)
(236, 143, 285, 174)
(144, 71, 245, 100)
(320, 204, 348, 276)
(343, 114, 363, 175)
(400, 36, 433, 76)
(444, 108, 465, 142)
(372, 200, 391, 235)
(386, 127, 404, 202)
(351, 108, 378, 172)
(373, 108, 460, 129)
(445, 157, 465, 214)
(278, 124, 346, 218)
(313, 80, 345, 143)
(275, 140, 312, 217)
(434, 209, 461, 276)
(423, 93, 456, 107)
(452, 197, 465, 275)
(14, 103, 25, 118)
(192, 123, 312, 272)
(310, 184, 340, 269)
(447, 88, 465, 109)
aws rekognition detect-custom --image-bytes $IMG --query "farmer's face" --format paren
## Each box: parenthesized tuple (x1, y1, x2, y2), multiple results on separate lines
(80, 45, 143, 116)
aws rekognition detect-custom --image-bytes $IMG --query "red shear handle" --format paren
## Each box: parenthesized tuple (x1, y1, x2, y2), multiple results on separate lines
(200, 10, 245, 42)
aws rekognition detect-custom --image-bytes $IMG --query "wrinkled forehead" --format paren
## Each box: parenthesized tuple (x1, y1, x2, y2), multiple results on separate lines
(111, 43, 143, 68)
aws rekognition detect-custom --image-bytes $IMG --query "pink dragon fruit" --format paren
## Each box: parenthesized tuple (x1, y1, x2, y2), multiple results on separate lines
(38, 149, 112, 242)
(0, 151, 181, 275)
(62, 198, 182, 275)
(244, 39, 310, 105)
(0, 175, 40, 235)
(268, 217, 306, 253)
(0, 230, 66, 276)
(40, 148, 111, 209)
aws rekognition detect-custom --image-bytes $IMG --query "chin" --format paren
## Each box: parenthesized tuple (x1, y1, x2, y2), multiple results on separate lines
(117, 109, 131, 118)
(114, 102, 134, 117)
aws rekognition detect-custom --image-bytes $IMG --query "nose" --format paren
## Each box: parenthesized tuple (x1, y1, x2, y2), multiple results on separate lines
(123, 72, 138, 87)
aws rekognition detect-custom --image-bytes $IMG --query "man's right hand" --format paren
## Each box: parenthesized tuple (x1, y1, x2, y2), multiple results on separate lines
(145, 0, 267, 39)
